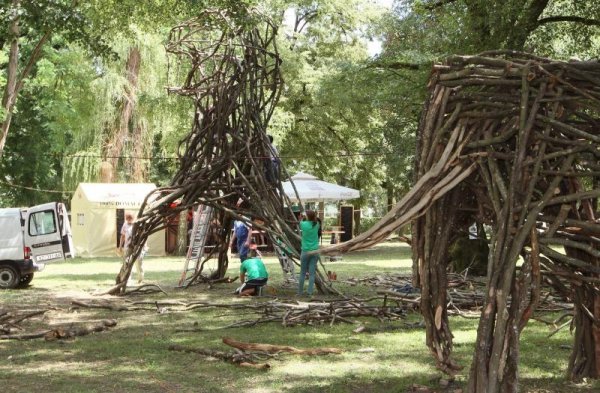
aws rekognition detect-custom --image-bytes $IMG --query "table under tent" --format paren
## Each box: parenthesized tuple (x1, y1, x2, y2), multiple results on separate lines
(282, 172, 360, 244)
(179, 174, 361, 287)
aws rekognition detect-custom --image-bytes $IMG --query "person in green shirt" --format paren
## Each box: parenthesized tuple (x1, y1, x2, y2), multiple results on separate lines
(236, 249, 269, 296)
(297, 210, 321, 296)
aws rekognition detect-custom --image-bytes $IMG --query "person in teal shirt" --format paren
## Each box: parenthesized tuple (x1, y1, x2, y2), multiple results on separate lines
(297, 210, 320, 296)
(236, 249, 269, 296)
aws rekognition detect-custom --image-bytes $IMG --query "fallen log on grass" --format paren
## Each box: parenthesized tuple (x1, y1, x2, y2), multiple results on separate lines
(168, 344, 271, 369)
(0, 310, 49, 334)
(0, 319, 117, 341)
(44, 319, 118, 341)
(168, 337, 341, 371)
(222, 337, 342, 355)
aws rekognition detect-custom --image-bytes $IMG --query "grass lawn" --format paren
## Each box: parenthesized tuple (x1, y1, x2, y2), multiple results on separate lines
(1, 242, 598, 392)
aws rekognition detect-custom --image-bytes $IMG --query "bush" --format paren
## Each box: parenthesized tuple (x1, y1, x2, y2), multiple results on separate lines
(358, 217, 382, 234)
(449, 237, 489, 276)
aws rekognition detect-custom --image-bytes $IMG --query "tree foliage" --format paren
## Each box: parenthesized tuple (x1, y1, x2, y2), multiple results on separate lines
(0, 0, 597, 213)
(266, 0, 401, 209)
(402, 0, 600, 56)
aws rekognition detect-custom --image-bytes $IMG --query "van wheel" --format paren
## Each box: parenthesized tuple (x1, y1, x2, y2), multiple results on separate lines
(18, 273, 34, 288)
(0, 265, 20, 289)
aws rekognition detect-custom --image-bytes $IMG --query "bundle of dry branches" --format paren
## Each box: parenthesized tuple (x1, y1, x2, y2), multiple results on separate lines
(220, 298, 407, 328)
(0, 309, 48, 336)
(73, 296, 406, 329)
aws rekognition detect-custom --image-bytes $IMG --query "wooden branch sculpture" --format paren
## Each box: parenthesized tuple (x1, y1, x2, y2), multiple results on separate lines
(320, 51, 599, 390)
(108, 9, 319, 295)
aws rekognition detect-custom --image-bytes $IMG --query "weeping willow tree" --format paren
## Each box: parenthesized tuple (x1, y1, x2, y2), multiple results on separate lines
(62, 28, 193, 190)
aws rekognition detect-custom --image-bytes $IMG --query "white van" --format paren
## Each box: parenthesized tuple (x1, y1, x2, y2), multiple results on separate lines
(0, 202, 74, 289)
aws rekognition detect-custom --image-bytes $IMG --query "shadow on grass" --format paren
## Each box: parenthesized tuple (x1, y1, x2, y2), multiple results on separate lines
(37, 273, 120, 282)
(519, 376, 600, 393)
(0, 309, 437, 392)
(1, 242, 593, 393)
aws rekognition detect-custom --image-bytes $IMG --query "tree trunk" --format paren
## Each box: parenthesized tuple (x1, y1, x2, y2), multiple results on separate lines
(0, 0, 20, 161)
(0, 0, 53, 161)
(176, 209, 188, 256)
(103, 46, 141, 180)
(386, 182, 395, 212)
(506, 0, 549, 50)
(130, 119, 148, 182)
(99, 161, 114, 183)
(566, 197, 599, 380)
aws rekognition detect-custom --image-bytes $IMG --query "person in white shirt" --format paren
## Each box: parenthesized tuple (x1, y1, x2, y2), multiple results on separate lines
(119, 213, 147, 283)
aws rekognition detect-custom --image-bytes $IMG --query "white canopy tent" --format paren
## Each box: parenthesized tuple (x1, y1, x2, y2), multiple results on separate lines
(71, 183, 166, 257)
(282, 172, 360, 202)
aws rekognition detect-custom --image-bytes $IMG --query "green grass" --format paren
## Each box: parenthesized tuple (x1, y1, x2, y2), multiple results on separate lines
(0, 242, 598, 392)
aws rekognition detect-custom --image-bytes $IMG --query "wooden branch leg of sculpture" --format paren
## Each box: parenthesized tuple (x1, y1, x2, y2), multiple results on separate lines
(566, 246, 600, 380)
(418, 190, 462, 376)
(110, 247, 138, 295)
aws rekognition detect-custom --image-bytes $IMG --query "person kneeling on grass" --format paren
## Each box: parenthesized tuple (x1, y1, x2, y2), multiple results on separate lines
(236, 249, 268, 296)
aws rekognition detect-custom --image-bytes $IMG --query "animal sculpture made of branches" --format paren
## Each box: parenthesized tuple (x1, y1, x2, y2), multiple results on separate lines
(108, 9, 317, 295)
(320, 51, 599, 390)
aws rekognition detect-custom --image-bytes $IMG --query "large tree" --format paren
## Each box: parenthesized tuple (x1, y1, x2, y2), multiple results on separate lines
(400, 0, 600, 55)
(0, 0, 250, 171)
(0, 0, 116, 161)
(265, 0, 403, 217)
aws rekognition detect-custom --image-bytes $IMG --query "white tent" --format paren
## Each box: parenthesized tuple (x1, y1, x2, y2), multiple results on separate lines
(71, 183, 166, 257)
(282, 172, 360, 202)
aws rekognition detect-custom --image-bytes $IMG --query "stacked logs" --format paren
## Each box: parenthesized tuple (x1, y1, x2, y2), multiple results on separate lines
(319, 51, 599, 390)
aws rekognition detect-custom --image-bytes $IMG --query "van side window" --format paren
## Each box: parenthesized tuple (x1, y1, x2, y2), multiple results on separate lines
(29, 210, 57, 236)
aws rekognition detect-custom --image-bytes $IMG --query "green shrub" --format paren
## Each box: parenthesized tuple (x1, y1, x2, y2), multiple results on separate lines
(449, 236, 489, 276)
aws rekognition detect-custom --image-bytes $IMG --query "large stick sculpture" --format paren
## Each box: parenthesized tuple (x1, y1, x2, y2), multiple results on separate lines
(320, 51, 599, 390)
(107, 9, 337, 296)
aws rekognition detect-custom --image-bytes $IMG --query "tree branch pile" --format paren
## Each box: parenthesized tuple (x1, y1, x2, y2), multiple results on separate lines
(344, 272, 575, 312)
(0, 309, 48, 336)
(72, 297, 406, 327)
(217, 298, 407, 328)
(0, 307, 116, 341)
